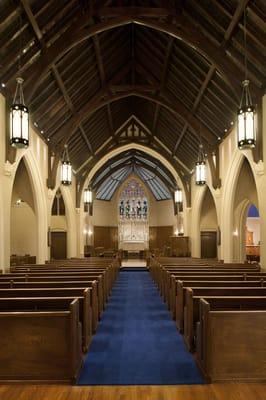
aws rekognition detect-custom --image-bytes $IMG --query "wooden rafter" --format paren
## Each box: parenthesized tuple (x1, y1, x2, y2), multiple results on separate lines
(152, 37, 174, 137)
(1, 1, 264, 176)
(92, 34, 115, 140)
(6, 13, 262, 104)
(173, 64, 216, 155)
(50, 85, 216, 152)
(221, 0, 250, 47)
(21, 0, 94, 157)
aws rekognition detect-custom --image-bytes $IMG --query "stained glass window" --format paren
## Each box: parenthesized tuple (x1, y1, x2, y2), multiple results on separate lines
(119, 179, 148, 220)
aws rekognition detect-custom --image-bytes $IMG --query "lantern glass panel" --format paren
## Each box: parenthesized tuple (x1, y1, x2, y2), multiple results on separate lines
(175, 189, 182, 204)
(196, 161, 206, 185)
(61, 162, 72, 185)
(246, 109, 255, 141)
(10, 105, 29, 148)
(84, 189, 92, 204)
(22, 108, 29, 140)
(237, 111, 245, 143)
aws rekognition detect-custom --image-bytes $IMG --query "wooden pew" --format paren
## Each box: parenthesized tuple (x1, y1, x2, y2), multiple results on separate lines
(8, 269, 110, 301)
(162, 267, 261, 302)
(0, 287, 94, 347)
(0, 298, 82, 382)
(151, 261, 260, 288)
(0, 274, 104, 316)
(197, 297, 266, 382)
(166, 272, 265, 310)
(175, 279, 265, 329)
(184, 287, 266, 351)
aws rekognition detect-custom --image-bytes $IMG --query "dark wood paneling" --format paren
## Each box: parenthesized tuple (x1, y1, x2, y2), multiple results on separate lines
(149, 226, 173, 250)
(201, 231, 217, 259)
(94, 226, 118, 250)
(50, 232, 67, 259)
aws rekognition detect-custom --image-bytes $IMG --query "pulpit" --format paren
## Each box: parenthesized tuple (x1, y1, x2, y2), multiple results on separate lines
(170, 235, 190, 257)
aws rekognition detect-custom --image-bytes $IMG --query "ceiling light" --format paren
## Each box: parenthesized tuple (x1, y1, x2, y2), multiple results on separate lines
(237, 7, 256, 150)
(10, 77, 29, 148)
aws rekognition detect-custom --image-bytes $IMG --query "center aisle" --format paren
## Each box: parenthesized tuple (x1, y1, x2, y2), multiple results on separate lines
(77, 270, 204, 385)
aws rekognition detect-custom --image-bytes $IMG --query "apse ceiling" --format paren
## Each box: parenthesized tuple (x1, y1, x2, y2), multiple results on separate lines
(0, 0, 265, 183)
(91, 149, 176, 200)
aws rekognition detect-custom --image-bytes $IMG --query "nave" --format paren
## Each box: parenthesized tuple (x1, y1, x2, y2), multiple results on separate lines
(0, 1, 265, 399)
(0, 257, 266, 400)
(78, 269, 203, 385)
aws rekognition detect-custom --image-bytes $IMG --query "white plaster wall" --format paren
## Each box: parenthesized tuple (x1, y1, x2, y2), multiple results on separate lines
(0, 92, 265, 268)
(82, 175, 175, 250)
(10, 202, 37, 256)
(0, 93, 78, 269)
(51, 215, 67, 231)
(190, 94, 266, 268)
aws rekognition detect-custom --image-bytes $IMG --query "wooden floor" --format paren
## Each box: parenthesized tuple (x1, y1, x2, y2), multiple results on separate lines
(0, 383, 265, 400)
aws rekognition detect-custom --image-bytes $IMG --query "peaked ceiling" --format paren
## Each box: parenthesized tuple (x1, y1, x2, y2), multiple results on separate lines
(91, 149, 176, 200)
(0, 0, 265, 182)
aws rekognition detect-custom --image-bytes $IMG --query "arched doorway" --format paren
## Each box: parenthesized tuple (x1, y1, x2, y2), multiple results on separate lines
(232, 158, 259, 263)
(245, 204, 260, 262)
(200, 186, 218, 259)
(50, 189, 67, 259)
(10, 158, 37, 264)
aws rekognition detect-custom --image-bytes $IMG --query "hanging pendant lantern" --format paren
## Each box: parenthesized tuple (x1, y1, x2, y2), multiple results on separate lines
(174, 186, 183, 215)
(174, 188, 182, 204)
(237, 7, 256, 150)
(84, 188, 92, 205)
(195, 144, 206, 185)
(61, 145, 72, 185)
(10, 77, 29, 148)
(237, 80, 256, 149)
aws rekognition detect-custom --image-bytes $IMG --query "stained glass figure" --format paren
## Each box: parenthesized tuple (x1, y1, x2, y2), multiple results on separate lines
(118, 179, 148, 221)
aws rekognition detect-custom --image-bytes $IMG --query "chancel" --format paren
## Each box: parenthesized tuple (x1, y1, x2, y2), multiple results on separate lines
(0, 1, 265, 400)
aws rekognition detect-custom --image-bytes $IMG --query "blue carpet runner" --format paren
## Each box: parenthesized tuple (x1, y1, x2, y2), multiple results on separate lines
(77, 270, 204, 385)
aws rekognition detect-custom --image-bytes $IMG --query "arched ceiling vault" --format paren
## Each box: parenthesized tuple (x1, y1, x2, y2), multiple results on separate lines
(1, 1, 265, 177)
(90, 149, 177, 201)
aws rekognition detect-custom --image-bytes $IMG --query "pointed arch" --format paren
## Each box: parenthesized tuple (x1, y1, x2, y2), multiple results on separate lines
(11, 150, 48, 263)
(191, 184, 218, 258)
(51, 185, 77, 258)
(221, 150, 259, 262)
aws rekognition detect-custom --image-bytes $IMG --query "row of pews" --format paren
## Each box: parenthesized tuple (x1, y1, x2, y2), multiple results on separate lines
(149, 257, 266, 383)
(0, 257, 120, 383)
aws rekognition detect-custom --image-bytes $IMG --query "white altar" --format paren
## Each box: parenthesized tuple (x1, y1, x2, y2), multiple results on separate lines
(119, 219, 149, 250)
(122, 240, 148, 251)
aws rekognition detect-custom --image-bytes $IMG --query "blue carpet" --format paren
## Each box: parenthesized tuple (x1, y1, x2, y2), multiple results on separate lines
(77, 270, 204, 385)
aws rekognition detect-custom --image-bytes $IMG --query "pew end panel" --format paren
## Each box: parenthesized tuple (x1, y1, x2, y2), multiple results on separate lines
(184, 288, 194, 351)
(175, 280, 184, 331)
(0, 299, 82, 383)
(197, 303, 266, 382)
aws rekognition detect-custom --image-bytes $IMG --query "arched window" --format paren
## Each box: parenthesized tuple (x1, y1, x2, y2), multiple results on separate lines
(52, 189, 65, 216)
(118, 179, 148, 220)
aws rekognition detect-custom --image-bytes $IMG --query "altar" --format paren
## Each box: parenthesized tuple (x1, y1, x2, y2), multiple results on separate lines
(122, 240, 148, 251)
(118, 220, 149, 250)
(118, 178, 149, 251)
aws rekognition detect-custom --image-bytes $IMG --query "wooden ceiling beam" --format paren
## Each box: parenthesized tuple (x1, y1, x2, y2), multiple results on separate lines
(222, 0, 250, 47)
(7, 13, 262, 105)
(98, 7, 172, 18)
(152, 36, 174, 137)
(93, 34, 115, 141)
(52, 85, 216, 156)
(20, 0, 43, 42)
(51, 65, 94, 154)
(173, 64, 216, 155)
(21, 0, 94, 156)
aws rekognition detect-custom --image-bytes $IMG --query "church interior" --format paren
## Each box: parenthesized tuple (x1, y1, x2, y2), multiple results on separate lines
(0, 1, 265, 399)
